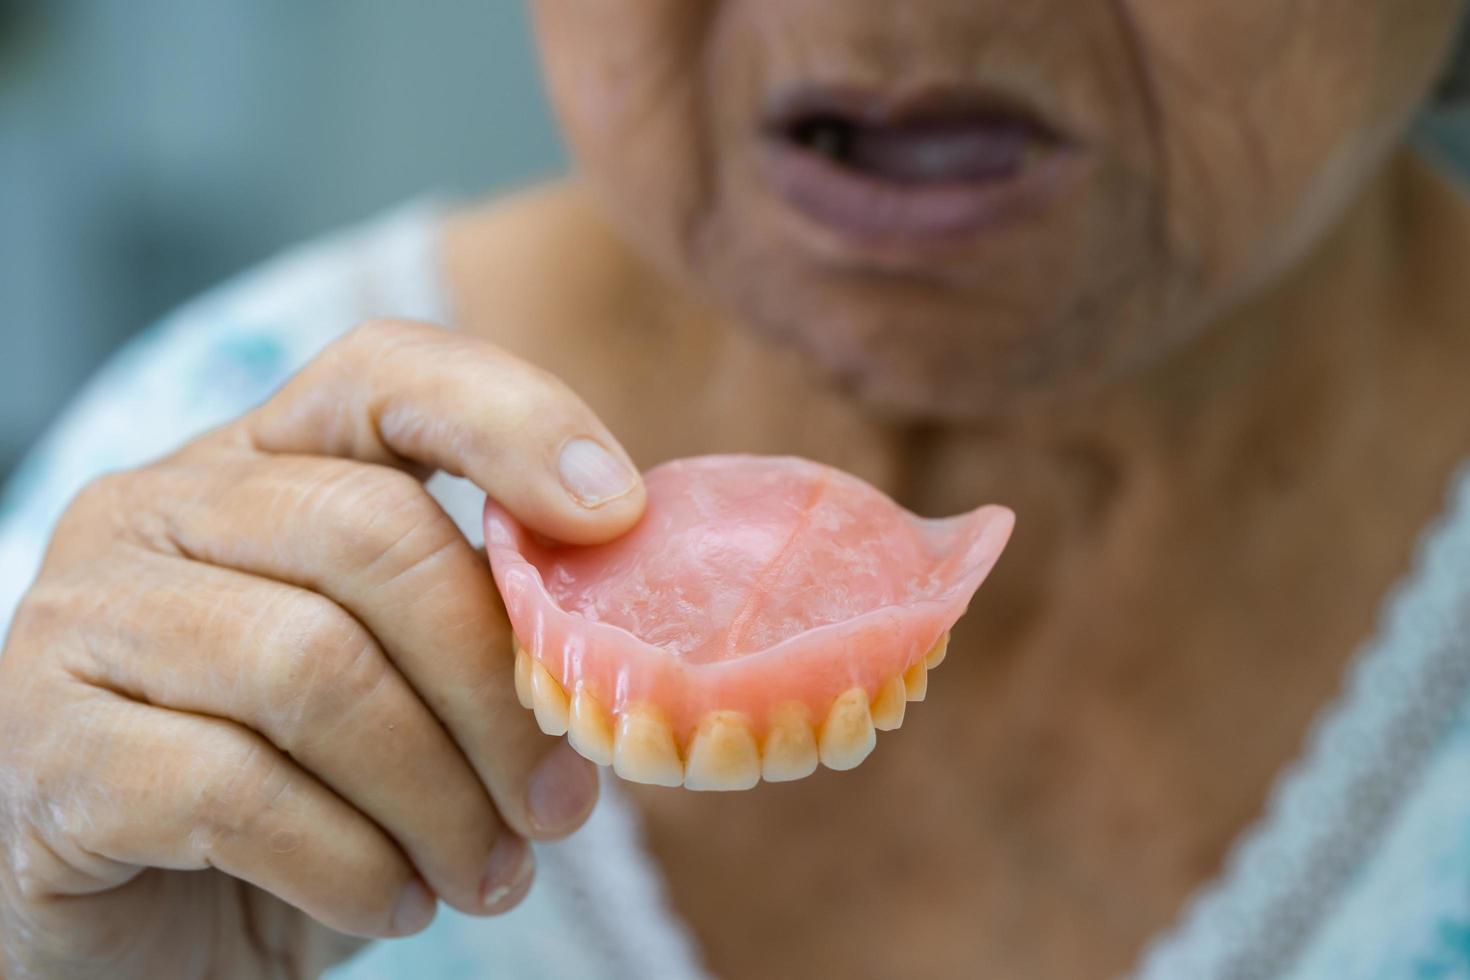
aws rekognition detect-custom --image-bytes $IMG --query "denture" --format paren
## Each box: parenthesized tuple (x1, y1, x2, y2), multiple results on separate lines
(485, 455, 1013, 790)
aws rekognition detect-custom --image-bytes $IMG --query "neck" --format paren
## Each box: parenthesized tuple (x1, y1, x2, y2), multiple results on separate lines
(467, 149, 1468, 539)
(883, 148, 1458, 507)
(860, 148, 1469, 638)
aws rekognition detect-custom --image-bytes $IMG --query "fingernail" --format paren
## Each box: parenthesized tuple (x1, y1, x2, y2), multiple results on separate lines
(527, 742, 599, 835)
(393, 878, 437, 935)
(481, 835, 535, 913)
(559, 438, 638, 507)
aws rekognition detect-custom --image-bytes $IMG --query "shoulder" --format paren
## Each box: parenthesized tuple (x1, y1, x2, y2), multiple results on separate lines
(441, 182, 729, 445)
(443, 180, 706, 367)
(444, 181, 660, 325)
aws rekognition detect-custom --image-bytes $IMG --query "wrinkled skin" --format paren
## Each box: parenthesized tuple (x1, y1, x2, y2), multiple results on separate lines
(4, 1, 1470, 979)
(533, 0, 1460, 415)
(0, 323, 640, 977)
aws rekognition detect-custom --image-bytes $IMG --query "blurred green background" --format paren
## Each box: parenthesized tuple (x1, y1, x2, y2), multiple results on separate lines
(0, 1, 564, 479)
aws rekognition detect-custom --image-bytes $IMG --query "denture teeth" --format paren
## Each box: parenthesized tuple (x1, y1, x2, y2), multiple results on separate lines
(513, 640, 534, 710)
(568, 687, 615, 767)
(818, 688, 877, 771)
(512, 634, 955, 785)
(613, 704, 685, 787)
(925, 633, 950, 669)
(530, 659, 570, 736)
(903, 659, 929, 702)
(761, 701, 819, 782)
(870, 676, 907, 731)
(683, 712, 761, 791)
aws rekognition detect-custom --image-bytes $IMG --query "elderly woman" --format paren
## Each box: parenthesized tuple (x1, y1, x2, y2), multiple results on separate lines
(4, 2, 1470, 978)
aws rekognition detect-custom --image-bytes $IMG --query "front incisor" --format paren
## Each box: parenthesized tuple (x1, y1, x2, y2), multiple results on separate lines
(613, 704, 684, 787)
(762, 701, 819, 782)
(514, 630, 955, 785)
(568, 687, 615, 766)
(684, 712, 761, 791)
(818, 688, 877, 771)
(530, 659, 570, 736)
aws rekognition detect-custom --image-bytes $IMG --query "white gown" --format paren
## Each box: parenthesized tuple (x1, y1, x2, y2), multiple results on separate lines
(3, 201, 1469, 980)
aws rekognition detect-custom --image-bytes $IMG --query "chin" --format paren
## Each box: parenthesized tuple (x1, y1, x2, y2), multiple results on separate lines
(684, 144, 1172, 421)
(728, 275, 1137, 421)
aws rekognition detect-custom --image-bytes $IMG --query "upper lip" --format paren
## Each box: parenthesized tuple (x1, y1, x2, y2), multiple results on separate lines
(761, 82, 1072, 147)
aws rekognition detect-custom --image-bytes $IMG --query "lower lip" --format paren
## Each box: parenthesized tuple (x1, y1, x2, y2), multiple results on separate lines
(759, 137, 1081, 246)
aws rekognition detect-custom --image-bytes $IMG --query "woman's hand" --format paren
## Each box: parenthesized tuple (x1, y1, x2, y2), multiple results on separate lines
(0, 320, 647, 979)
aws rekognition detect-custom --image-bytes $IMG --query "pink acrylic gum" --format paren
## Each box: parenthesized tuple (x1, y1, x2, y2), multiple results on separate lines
(486, 455, 1013, 790)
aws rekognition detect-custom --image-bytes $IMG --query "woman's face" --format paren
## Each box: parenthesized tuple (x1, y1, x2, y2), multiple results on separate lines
(531, 0, 1463, 419)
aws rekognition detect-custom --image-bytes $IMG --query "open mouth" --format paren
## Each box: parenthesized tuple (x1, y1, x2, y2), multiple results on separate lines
(760, 86, 1076, 243)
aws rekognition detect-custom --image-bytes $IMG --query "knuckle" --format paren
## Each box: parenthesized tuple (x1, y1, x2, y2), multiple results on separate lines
(352, 465, 435, 523)
(481, 383, 546, 435)
(350, 317, 423, 344)
(337, 318, 432, 364)
(4, 580, 110, 681)
(354, 477, 463, 585)
(487, 362, 575, 428)
(75, 470, 130, 508)
(456, 373, 589, 464)
(190, 730, 292, 857)
(58, 472, 132, 537)
(256, 594, 389, 749)
(7, 584, 79, 649)
(304, 464, 461, 586)
(308, 320, 389, 382)
(56, 469, 178, 556)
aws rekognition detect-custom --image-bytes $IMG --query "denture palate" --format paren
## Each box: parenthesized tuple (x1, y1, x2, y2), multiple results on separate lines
(486, 454, 1012, 792)
(512, 633, 950, 789)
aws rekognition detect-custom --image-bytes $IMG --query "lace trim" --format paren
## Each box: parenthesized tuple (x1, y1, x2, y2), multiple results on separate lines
(1134, 460, 1470, 979)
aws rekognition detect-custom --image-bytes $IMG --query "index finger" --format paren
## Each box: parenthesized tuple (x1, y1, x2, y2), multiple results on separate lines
(243, 318, 646, 546)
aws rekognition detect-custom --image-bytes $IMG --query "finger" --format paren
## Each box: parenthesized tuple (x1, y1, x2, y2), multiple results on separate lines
(139, 453, 598, 842)
(45, 557, 537, 917)
(23, 692, 433, 939)
(238, 318, 645, 545)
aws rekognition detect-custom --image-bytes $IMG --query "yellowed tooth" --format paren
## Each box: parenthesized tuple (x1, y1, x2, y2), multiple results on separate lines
(762, 701, 819, 782)
(903, 659, 929, 702)
(871, 676, 907, 731)
(683, 712, 761, 791)
(925, 632, 950, 669)
(530, 659, 570, 736)
(513, 641, 534, 710)
(568, 687, 614, 766)
(818, 688, 877, 771)
(613, 704, 684, 787)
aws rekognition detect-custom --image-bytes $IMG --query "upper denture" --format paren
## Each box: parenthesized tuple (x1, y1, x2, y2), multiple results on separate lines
(485, 454, 1013, 789)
